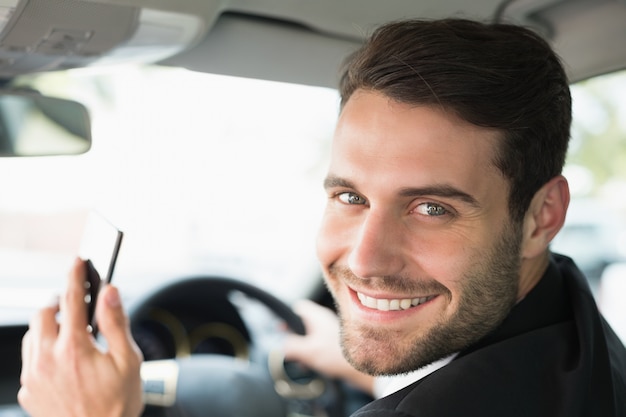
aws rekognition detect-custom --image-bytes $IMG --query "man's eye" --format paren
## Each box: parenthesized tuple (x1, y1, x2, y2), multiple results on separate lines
(415, 202, 448, 216)
(338, 192, 366, 205)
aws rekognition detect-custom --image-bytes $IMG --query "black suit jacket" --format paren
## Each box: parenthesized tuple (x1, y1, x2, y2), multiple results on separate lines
(352, 254, 626, 417)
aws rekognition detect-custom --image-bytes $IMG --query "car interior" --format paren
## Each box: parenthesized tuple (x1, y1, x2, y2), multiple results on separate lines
(1, 0, 626, 416)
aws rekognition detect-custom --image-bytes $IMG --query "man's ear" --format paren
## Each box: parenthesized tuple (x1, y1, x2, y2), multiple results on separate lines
(521, 175, 570, 260)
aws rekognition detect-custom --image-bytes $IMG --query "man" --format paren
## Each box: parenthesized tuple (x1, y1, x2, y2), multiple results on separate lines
(287, 18, 626, 415)
(18, 18, 626, 417)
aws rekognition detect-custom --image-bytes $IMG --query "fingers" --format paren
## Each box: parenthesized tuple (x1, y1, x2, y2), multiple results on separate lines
(283, 300, 320, 361)
(28, 301, 61, 345)
(19, 298, 61, 414)
(283, 333, 308, 361)
(20, 331, 31, 385)
(19, 260, 144, 417)
(58, 258, 89, 339)
(292, 299, 340, 334)
(284, 300, 337, 362)
(291, 299, 319, 332)
(21, 301, 60, 383)
(292, 298, 324, 318)
(96, 285, 143, 368)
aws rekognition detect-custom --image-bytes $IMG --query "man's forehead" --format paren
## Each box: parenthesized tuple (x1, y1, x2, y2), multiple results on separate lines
(327, 93, 508, 206)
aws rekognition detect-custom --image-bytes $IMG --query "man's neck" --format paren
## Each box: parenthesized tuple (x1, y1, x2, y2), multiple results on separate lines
(517, 251, 550, 301)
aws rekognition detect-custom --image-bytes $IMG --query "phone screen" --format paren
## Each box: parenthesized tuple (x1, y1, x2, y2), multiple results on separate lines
(78, 211, 123, 335)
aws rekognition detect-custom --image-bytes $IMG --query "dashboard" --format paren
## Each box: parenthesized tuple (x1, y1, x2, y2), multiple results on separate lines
(131, 293, 251, 362)
(128, 276, 294, 365)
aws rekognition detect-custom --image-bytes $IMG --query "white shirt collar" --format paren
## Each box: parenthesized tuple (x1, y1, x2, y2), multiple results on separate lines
(372, 353, 457, 399)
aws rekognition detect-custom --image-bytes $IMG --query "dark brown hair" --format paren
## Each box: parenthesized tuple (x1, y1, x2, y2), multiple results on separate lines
(339, 18, 571, 223)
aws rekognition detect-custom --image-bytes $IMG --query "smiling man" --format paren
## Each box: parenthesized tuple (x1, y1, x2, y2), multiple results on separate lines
(307, 18, 626, 416)
(18, 17, 626, 417)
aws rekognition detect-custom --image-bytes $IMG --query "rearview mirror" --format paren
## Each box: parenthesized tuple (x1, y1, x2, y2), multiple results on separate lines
(0, 91, 91, 157)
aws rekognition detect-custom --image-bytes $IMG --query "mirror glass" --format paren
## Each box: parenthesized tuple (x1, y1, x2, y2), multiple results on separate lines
(0, 92, 91, 157)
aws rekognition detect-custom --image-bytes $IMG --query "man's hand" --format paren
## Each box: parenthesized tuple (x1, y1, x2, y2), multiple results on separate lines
(18, 258, 144, 417)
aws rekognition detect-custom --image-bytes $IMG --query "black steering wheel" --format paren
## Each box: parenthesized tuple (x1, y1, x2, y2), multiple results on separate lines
(127, 276, 330, 417)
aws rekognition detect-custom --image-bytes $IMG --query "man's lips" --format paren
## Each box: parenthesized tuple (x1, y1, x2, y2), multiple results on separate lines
(355, 291, 438, 311)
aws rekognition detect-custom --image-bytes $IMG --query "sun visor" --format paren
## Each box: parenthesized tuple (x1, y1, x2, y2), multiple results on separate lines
(0, 0, 204, 77)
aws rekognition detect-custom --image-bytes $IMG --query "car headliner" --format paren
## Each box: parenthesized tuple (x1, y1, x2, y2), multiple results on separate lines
(160, 0, 626, 86)
(1, 0, 625, 87)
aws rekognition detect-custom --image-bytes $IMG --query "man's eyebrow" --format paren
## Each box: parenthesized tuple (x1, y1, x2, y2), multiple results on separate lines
(323, 176, 355, 190)
(324, 176, 480, 207)
(398, 185, 480, 207)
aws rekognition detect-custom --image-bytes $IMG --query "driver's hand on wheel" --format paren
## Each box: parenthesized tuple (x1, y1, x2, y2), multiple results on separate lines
(283, 299, 375, 395)
(18, 258, 144, 417)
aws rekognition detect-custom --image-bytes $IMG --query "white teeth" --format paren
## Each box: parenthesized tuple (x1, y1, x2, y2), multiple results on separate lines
(357, 292, 435, 311)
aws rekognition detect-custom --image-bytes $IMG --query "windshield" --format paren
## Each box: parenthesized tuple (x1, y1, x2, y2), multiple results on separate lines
(1, 66, 626, 340)
(0, 66, 338, 322)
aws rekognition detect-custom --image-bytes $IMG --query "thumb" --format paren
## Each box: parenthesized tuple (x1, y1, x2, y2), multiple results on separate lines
(96, 285, 138, 362)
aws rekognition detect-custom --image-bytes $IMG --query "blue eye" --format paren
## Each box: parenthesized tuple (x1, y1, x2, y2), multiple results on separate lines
(338, 192, 366, 205)
(415, 202, 448, 216)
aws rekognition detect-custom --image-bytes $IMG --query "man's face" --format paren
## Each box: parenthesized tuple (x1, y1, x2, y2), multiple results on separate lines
(317, 90, 522, 375)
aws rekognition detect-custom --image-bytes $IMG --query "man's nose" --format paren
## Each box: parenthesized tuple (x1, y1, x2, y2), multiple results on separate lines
(347, 210, 405, 279)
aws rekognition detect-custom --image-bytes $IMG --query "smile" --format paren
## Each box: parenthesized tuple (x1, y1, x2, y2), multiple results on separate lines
(356, 292, 437, 311)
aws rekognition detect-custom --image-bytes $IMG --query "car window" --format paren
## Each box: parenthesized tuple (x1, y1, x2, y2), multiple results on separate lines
(553, 70, 626, 276)
(552, 69, 626, 341)
(0, 66, 338, 323)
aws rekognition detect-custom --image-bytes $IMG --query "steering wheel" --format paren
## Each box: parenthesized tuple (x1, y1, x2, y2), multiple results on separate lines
(127, 276, 328, 417)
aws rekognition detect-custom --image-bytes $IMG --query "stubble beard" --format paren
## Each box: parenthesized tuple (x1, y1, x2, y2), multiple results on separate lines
(332, 224, 522, 376)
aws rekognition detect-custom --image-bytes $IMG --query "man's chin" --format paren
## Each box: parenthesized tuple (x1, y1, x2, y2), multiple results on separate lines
(341, 326, 422, 376)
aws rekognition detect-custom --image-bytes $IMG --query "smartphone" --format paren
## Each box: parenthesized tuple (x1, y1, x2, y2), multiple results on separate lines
(78, 211, 123, 336)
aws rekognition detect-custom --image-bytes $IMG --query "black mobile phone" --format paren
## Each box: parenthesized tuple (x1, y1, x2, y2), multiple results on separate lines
(78, 212, 123, 336)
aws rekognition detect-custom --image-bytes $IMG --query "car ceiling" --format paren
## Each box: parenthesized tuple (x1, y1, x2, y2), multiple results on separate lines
(0, 0, 625, 87)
